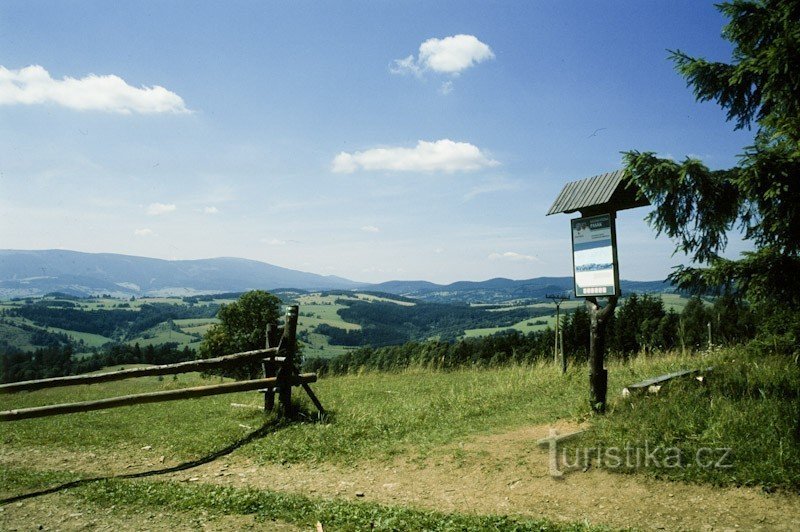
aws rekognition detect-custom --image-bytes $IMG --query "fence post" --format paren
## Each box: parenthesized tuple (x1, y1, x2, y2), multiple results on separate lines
(263, 323, 278, 412)
(278, 305, 299, 417)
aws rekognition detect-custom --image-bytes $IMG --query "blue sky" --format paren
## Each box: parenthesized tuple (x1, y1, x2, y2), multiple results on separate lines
(0, 1, 753, 283)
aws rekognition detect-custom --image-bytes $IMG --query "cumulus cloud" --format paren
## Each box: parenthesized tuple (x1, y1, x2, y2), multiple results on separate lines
(0, 65, 190, 114)
(391, 34, 494, 78)
(361, 225, 380, 233)
(203, 206, 219, 214)
(146, 202, 176, 215)
(134, 228, 153, 237)
(331, 139, 499, 174)
(488, 251, 540, 263)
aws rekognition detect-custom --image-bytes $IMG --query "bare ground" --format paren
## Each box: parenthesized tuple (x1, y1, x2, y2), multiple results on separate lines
(3, 421, 800, 531)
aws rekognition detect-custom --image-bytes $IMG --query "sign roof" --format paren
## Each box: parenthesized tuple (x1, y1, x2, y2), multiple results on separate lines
(546, 169, 649, 216)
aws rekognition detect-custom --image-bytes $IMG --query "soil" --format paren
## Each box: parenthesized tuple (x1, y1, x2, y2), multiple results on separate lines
(3, 421, 800, 531)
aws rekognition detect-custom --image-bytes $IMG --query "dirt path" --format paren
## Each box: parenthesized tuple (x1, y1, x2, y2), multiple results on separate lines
(0, 491, 299, 531)
(167, 421, 800, 531)
(4, 421, 800, 530)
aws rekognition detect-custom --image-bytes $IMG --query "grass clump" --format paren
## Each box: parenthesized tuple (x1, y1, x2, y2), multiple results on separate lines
(580, 347, 800, 489)
(77, 478, 606, 531)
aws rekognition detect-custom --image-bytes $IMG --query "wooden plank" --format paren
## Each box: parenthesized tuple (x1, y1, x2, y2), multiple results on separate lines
(0, 348, 279, 394)
(622, 367, 712, 396)
(0, 373, 317, 422)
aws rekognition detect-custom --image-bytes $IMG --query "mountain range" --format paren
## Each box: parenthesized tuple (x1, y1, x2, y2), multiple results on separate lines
(0, 249, 671, 302)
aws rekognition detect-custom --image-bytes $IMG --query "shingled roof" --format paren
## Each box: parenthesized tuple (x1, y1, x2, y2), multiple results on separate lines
(546, 169, 649, 216)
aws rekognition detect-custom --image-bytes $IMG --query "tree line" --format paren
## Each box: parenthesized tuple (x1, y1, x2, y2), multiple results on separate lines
(303, 294, 760, 376)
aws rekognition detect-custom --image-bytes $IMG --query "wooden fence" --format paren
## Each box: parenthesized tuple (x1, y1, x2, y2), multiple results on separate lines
(0, 305, 323, 422)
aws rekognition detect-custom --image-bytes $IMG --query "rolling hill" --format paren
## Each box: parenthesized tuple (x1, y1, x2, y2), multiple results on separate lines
(0, 249, 672, 301)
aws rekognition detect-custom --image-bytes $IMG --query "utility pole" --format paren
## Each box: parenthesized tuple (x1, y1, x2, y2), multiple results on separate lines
(546, 293, 570, 373)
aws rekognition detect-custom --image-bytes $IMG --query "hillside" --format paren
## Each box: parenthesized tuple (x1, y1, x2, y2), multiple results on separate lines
(0, 249, 672, 302)
(0, 249, 361, 297)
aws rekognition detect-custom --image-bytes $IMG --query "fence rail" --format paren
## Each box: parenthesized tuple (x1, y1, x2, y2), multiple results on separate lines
(0, 304, 324, 421)
(0, 348, 280, 394)
(0, 373, 317, 422)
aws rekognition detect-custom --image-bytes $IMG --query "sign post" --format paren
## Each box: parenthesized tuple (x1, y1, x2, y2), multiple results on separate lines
(571, 213, 620, 413)
(547, 170, 648, 414)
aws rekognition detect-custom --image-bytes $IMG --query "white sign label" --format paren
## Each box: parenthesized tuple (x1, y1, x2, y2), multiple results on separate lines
(571, 214, 618, 297)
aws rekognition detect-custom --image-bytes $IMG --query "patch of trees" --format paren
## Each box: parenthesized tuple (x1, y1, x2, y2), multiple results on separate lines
(327, 299, 550, 345)
(9, 303, 219, 340)
(197, 290, 282, 379)
(0, 319, 72, 349)
(1, 343, 196, 383)
(305, 331, 553, 375)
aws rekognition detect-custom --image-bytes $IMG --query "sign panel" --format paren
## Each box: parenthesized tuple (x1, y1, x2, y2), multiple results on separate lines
(571, 214, 619, 297)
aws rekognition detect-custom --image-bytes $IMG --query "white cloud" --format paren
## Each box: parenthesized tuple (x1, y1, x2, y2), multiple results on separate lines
(488, 251, 540, 263)
(134, 228, 153, 237)
(420, 35, 495, 74)
(331, 139, 499, 174)
(361, 225, 380, 233)
(463, 178, 522, 201)
(439, 81, 454, 95)
(389, 55, 422, 77)
(146, 202, 176, 215)
(203, 206, 219, 214)
(392, 34, 494, 76)
(0, 65, 190, 114)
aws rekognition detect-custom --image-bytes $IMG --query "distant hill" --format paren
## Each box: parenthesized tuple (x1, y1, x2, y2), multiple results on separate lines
(0, 249, 672, 301)
(369, 277, 672, 303)
(0, 249, 361, 297)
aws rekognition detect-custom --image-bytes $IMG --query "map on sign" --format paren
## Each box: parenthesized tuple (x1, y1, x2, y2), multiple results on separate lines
(571, 214, 618, 297)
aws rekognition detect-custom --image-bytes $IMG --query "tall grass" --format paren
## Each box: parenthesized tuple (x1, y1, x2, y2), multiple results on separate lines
(3, 347, 798, 491)
(581, 347, 800, 488)
(75, 478, 605, 531)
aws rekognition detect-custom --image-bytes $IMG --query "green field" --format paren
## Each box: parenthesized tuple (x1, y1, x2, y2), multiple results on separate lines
(0, 321, 38, 352)
(173, 318, 219, 337)
(2, 348, 797, 530)
(294, 293, 365, 358)
(125, 322, 201, 349)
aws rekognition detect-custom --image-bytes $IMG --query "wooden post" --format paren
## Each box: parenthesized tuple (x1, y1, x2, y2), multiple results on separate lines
(546, 294, 569, 374)
(554, 303, 560, 366)
(277, 305, 299, 417)
(263, 323, 278, 412)
(585, 295, 618, 413)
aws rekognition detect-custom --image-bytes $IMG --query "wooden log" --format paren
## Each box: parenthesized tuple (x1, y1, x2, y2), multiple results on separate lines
(622, 367, 712, 397)
(0, 348, 279, 395)
(0, 373, 317, 422)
